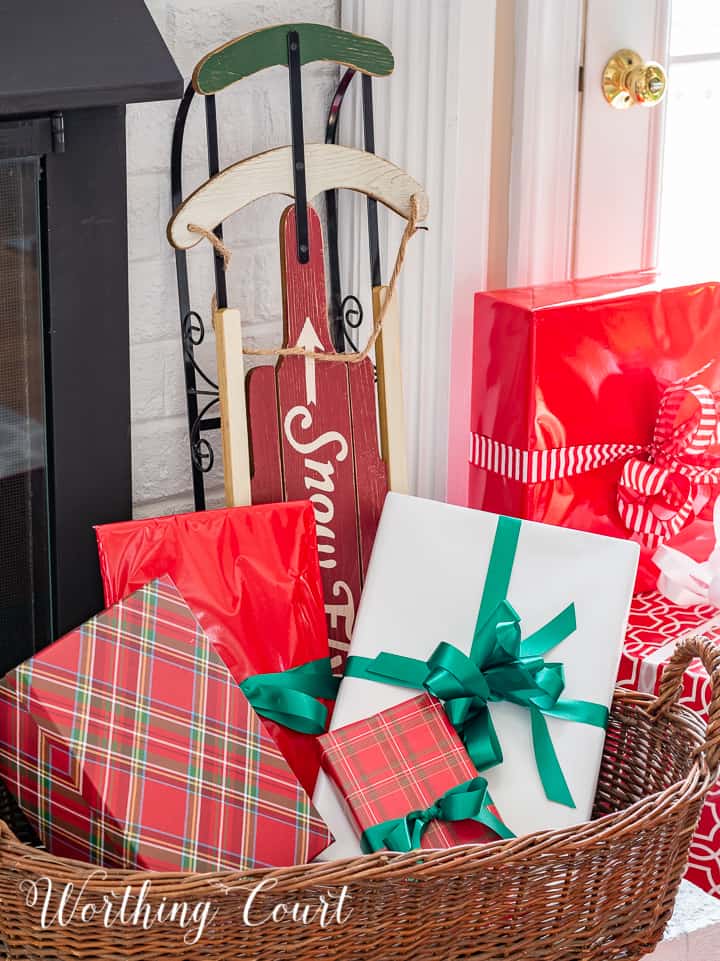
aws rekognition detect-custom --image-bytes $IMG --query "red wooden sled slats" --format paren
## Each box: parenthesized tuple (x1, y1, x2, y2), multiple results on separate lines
(348, 360, 387, 573)
(245, 204, 387, 670)
(246, 364, 284, 505)
(278, 207, 362, 669)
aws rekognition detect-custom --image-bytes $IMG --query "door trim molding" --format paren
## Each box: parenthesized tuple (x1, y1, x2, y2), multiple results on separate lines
(339, 0, 498, 503)
(641, 0, 672, 270)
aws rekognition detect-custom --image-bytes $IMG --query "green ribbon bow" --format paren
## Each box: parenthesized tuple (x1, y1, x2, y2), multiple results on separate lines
(360, 776, 514, 854)
(345, 516, 608, 808)
(240, 657, 340, 735)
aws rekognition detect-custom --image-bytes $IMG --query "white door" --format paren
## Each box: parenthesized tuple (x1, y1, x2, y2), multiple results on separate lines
(573, 0, 671, 278)
(573, 0, 720, 282)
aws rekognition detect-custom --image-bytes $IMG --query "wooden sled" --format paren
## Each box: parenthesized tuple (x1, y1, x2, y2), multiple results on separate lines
(168, 25, 428, 667)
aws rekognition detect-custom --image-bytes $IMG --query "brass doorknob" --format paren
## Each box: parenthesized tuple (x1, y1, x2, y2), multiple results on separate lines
(602, 49, 667, 109)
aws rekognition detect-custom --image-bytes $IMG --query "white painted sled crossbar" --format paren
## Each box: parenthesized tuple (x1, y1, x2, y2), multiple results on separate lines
(167, 143, 429, 249)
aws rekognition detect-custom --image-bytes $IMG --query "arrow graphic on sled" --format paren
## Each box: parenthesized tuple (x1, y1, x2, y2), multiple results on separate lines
(246, 205, 387, 671)
(295, 316, 324, 406)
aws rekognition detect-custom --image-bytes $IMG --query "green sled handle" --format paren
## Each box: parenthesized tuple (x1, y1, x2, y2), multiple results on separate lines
(193, 22, 394, 94)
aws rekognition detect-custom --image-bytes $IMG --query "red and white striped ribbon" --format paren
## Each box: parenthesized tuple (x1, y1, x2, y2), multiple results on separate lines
(469, 369, 720, 548)
(468, 434, 643, 482)
(616, 380, 720, 546)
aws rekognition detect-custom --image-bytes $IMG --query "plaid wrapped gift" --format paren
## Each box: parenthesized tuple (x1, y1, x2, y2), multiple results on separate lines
(95, 501, 332, 797)
(319, 693, 512, 851)
(617, 590, 720, 897)
(0, 576, 332, 871)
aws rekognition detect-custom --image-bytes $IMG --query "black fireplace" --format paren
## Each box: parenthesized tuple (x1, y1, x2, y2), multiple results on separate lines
(0, 1, 182, 674)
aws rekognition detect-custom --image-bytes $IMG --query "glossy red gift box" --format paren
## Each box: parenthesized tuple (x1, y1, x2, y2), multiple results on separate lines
(95, 502, 329, 795)
(467, 271, 720, 593)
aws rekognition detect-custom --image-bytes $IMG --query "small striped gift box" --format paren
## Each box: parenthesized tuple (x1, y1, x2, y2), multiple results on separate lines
(0, 576, 332, 871)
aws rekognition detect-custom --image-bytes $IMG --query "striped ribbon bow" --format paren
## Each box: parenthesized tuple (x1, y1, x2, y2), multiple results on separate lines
(617, 379, 720, 546)
(469, 367, 720, 548)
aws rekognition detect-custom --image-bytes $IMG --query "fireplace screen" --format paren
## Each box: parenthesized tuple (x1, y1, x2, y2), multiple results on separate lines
(0, 157, 51, 674)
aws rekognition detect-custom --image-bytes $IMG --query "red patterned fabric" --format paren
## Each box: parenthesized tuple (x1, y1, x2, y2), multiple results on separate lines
(95, 502, 329, 795)
(618, 591, 720, 896)
(0, 577, 332, 871)
(320, 694, 506, 849)
(618, 591, 720, 700)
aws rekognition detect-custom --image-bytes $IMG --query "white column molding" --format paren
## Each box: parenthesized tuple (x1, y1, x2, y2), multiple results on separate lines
(507, 0, 585, 287)
(339, 0, 497, 502)
(641, 0, 672, 271)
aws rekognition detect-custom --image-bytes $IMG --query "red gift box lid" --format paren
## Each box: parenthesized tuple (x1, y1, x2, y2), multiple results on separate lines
(475, 269, 661, 312)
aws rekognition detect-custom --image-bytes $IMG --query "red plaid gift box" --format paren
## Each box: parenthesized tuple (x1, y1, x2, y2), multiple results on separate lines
(319, 693, 512, 851)
(0, 576, 332, 871)
(618, 591, 720, 896)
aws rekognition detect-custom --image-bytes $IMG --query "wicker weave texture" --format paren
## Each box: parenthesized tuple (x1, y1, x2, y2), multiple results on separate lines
(0, 637, 718, 961)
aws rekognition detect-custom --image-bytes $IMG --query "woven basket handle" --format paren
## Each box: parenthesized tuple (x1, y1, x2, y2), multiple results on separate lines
(651, 635, 720, 773)
(0, 819, 18, 843)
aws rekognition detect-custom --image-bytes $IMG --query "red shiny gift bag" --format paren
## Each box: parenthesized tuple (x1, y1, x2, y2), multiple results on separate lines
(467, 271, 720, 594)
(95, 501, 329, 795)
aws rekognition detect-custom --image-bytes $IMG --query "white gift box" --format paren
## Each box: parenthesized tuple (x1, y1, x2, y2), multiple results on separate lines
(314, 493, 639, 859)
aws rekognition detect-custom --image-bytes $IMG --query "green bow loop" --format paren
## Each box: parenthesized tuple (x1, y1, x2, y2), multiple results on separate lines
(485, 659, 565, 709)
(382, 806, 436, 852)
(530, 663, 566, 706)
(456, 700, 505, 772)
(424, 642, 491, 703)
(472, 599, 523, 666)
(240, 658, 340, 735)
(422, 642, 503, 771)
(360, 777, 515, 854)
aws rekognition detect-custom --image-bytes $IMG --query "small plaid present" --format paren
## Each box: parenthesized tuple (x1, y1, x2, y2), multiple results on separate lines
(0, 576, 332, 871)
(319, 693, 512, 852)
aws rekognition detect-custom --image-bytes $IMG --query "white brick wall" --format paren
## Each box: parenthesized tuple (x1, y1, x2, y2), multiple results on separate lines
(127, 0, 340, 518)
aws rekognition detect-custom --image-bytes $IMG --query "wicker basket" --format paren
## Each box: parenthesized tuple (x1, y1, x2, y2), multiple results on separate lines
(1, 636, 719, 961)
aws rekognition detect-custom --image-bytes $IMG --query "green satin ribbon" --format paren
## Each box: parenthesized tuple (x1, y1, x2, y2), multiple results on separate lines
(240, 657, 340, 734)
(345, 516, 609, 808)
(360, 776, 514, 854)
